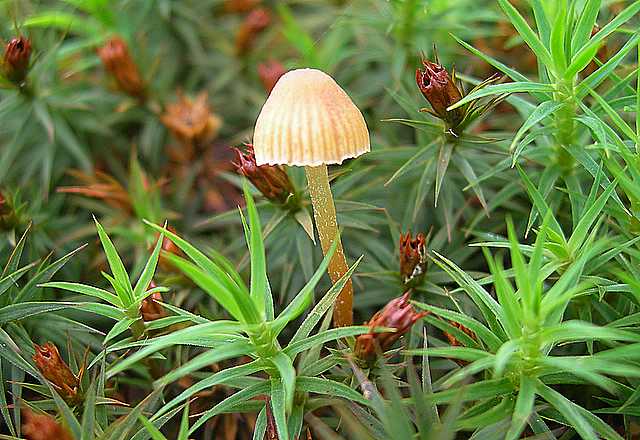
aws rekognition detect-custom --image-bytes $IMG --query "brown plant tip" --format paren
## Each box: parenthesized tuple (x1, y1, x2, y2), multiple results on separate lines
(223, 0, 261, 13)
(0, 191, 7, 215)
(399, 232, 427, 286)
(444, 320, 477, 366)
(3, 36, 32, 84)
(444, 320, 477, 346)
(235, 7, 271, 54)
(416, 57, 464, 128)
(258, 60, 286, 93)
(155, 225, 185, 272)
(233, 144, 295, 205)
(21, 408, 73, 440)
(265, 397, 278, 440)
(355, 292, 428, 361)
(161, 91, 222, 150)
(57, 169, 133, 213)
(0, 190, 19, 230)
(97, 36, 146, 99)
(140, 281, 166, 321)
(32, 342, 80, 403)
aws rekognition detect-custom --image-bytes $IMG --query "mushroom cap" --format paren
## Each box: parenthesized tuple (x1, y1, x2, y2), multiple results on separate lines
(253, 68, 370, 166)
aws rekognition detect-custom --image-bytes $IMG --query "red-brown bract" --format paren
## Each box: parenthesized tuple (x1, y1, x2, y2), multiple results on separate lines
(233, 144, 295, 205)
(32, 342, 80, 404)
(3, 36, 32, 83)
(97, 36, 146, 99)
(356, 292, 428, 361)
(416, 58, 464, 128)
(399, 231, 428, 286)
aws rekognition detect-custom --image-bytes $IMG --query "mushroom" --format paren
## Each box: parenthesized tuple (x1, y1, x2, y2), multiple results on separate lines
(252, 68, 370, 326)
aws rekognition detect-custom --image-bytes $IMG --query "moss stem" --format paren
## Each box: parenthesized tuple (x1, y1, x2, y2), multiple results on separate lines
(554, 80, 576, 173)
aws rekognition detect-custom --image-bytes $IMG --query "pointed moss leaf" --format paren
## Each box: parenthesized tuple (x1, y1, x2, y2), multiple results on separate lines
(2, 224, 30, 278)
(567, 180, 617, 253)
(242, 181, 269, 320)
(14, 244, 87, 303)
(40, 282, 122, 307)
(0, 301, 79, 325)
(0, 262, 37, 297)
(143, 221, 256, 322)
(138, 415, 167, 440)
(505, 375, 536, 440)
(94, 220, 133, 305)
(154, 341, 253, 388)
(285, 326, 371, 358)
(290, 256, 363, 344)
(535, 382, 597, 440)
(571, 0, 602, 56)
(178, 401, 190, 440)
(270, 378, 289, 440)
(272, 238, 340, 335)
(449, 82, 554, 112)
(107, 321, 244, 378)
(413, 302, 503, 351)
(253, 407, 268, 440)
(270, 352, 296, 414)
(297, 376, 371, 406)
(569, 1, 640, 78)
(497, 0, 554, 68)
(511, 101, 562, 164)
(516, 164, 565, 240)
(435, 141, 453, 207)
(154, 361, 265, 422)
(81, 381, 97, 440)
(133, 232, 163, 301)
(162, 253, 244, 322)
(188, 382, 270, 435)
(103, 317, 137, 345)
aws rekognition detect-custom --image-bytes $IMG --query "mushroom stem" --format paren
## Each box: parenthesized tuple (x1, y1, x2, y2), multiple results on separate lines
(305, 164, 353, 327)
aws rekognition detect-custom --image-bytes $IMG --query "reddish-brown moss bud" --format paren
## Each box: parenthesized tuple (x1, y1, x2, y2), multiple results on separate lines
(0, 190, 19, 230)
(161, 92, 222, 151)
(0, 191, 7, 216)
(140, 291, 165, 321)
(32, 343, 80, 403)
(3, 36, 32, 84)
(265, 397, 278, 440)
(21, 408, 73, 440)
(140, 281, 166, 321)
(0, 193, 9, 230)
(443, 320, 477, 366)
(444, 320, 476, 346)
(97, 36, 146, 99)
(153, 225, 184, 272)
(235, 8, 271, 54)
(399, 232, 427, 286)
(355, 292, 427, 361)
(223, 0, 261, 13)
(57, 170, 133, 213)
(416, 58, 464, 128)
(258, 60, 286, 93)
(233, 144, 295, 205)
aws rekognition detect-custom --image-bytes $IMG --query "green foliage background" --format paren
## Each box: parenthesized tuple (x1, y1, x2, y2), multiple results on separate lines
(1, 0, 640, 439)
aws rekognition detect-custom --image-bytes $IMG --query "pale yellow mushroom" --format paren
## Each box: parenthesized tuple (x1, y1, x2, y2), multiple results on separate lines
(252, 68, 370, 327)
